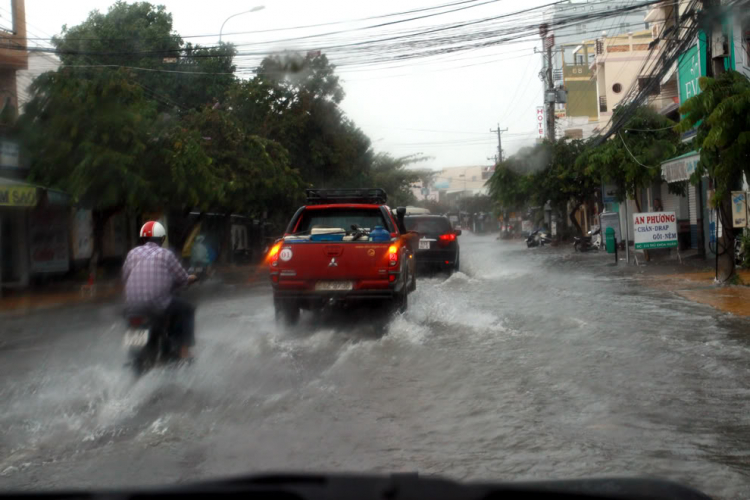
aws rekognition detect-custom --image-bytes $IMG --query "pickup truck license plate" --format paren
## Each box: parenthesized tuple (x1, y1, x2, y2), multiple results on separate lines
(315, 281, 354, 291)
(123, 329, 149, 348)
(419, 240, 431, 250)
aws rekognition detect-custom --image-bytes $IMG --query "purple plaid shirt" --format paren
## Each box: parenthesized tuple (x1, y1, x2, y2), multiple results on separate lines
(123, 242, 189, 311)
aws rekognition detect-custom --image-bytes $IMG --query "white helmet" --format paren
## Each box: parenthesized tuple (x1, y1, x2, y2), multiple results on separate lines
(140, 221, 166, 239)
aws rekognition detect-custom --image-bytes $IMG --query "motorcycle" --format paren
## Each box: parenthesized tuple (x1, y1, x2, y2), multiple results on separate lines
(573, 226, 602, 252)
(526, 229, 552, 248)
(123, 286, 195, 376)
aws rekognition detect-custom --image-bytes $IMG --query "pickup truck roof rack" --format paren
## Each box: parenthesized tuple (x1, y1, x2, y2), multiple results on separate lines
(305, 188, 387, 205)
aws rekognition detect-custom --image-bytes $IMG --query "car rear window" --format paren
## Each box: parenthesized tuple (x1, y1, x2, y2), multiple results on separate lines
(295, 208, 389, 233)
(404, 217, 452, 234)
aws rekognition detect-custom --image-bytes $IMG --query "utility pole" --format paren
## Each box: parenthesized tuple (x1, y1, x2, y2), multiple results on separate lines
(545, 35, 555, 142)
(702, 0, 733, 281)
(490, 124, 508, 162)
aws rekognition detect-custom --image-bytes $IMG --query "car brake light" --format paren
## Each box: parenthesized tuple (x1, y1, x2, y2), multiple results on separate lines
(128, 317, 145, 327)
(438, 233, 456, 246)
(388, 244, 398, 266)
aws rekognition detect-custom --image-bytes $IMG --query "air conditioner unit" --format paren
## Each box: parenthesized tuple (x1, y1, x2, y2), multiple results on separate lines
(712, 31, 728, 58)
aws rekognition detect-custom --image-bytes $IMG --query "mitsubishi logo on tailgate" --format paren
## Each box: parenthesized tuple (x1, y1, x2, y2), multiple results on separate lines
(328, 257, 338, 267)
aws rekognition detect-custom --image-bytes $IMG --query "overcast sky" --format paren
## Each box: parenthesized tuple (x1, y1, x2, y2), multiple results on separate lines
(23, 0, 549, 170)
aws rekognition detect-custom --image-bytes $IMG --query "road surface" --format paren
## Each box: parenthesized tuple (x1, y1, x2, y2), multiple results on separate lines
(2, 234, 749, 498)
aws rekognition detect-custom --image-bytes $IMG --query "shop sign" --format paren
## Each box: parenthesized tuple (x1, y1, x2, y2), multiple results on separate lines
(30, 208, 69, 273)
(602, 184, 618, 204)
(0, 184, 37, 206)
(731, 191, 749, 228)
(633, 212, 678, 249)
(72, 209, 93, 260)
(0, 139, 20, 169)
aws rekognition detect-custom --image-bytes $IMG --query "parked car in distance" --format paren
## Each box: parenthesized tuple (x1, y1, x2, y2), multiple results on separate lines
(404, 215, 461, 273)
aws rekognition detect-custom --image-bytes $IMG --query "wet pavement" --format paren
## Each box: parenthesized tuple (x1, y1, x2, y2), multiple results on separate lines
(2, 233, 750, 498)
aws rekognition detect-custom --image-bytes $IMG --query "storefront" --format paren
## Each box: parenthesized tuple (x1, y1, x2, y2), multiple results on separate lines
(660, 151, 708, 255)
(1, 177, 70, 290)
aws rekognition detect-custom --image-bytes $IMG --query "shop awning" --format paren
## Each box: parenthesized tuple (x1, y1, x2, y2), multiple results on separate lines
(0, 177, 70, 207)
(661, 151, 700, 183)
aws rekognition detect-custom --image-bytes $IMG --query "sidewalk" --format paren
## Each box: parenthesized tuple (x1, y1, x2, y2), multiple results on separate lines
(0, 263, 269, 316)
(636, 263, 750, 317)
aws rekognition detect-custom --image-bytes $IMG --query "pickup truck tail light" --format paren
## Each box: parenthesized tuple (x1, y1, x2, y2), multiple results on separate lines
(387, 244, 399, 267)
(268, 242, 282, 266)
(438, 233, 456, 246)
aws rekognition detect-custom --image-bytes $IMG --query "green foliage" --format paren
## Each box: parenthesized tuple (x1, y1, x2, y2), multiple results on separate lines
(581, 106, 680, 208)
(19, 1, 431, 234)
(486, 158, 533, 210)
(20, 69, 158, 210)
(679, 71, 750, 204)
(458, 194, 495, 216)
(368, 154, 427, 208)
(53, 1, 237, 110)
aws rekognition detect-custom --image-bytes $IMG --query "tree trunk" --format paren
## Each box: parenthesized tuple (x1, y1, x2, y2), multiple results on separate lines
(569, 202, 583, 236)
(633, 187, 649, 261)
(220, 212, 232, 265)
(716, 193, 736, 283)
(90, 207, 121, 279)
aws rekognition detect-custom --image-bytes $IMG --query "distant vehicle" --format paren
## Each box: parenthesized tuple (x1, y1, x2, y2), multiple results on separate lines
(404, 215, 461, 273)
(269, 188, 417, 325)
(403, 206, 431, 215)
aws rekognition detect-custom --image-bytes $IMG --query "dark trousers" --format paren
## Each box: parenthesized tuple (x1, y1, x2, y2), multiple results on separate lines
(166, 297, 196, 347)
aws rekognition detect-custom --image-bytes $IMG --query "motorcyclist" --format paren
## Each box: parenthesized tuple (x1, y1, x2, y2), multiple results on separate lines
(122, 221, 197, 359)
(190, 234, 211, 273)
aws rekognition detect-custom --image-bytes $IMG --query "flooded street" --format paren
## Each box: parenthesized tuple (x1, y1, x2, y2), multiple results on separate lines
(2, 233, 750, 498)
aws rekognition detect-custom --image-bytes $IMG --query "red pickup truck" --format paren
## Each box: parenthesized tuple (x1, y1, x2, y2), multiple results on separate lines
(268, 188, 417, 324)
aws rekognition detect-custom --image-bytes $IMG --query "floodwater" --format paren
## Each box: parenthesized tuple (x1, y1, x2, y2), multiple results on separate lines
(2, 233, 750, 498)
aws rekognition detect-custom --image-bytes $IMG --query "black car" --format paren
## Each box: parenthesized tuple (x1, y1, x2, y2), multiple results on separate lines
(404, 215, 461, 273)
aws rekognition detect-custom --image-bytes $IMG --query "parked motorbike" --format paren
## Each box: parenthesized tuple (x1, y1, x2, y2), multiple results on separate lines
(573, 226, 602, 252)
(526, 229, 552, 248)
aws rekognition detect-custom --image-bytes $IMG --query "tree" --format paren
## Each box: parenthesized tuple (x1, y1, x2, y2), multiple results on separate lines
(19, 69, 160, 259)
(583, 106, 682, 212)
(368, 154, 427, 208)
(486, 159, 533, 211)
(678, 70, 750, 281)
(53, 1, 237, 110)
(238, 53, 374, 187)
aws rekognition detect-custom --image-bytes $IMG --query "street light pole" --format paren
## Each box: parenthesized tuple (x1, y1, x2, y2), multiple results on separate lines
(219, 5, 265, 43)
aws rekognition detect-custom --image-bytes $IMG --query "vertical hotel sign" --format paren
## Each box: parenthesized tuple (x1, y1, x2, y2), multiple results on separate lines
(536, 107, 545, 138)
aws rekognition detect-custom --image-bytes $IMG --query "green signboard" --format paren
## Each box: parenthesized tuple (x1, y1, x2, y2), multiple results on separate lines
(677, 34, 708, 108)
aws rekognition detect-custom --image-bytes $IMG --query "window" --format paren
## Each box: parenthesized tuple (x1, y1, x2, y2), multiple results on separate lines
(576, 24, 588, 34)
(612, 83, 623, 93)
(295, 209, 389, 233)
(404, 217, 453, 235)
(575, 54, 584, 65)
(744, 29, 750, 67)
